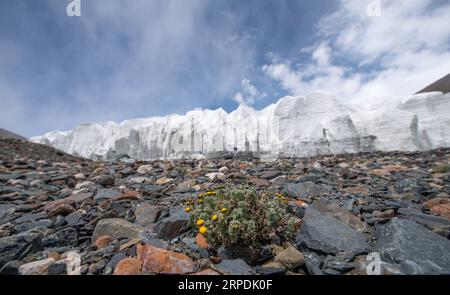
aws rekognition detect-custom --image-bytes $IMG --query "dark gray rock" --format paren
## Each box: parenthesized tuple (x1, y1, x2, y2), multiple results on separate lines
(94, 188, 120, 202)
(14, 219, 52, 232)
(0, 227, 46, 267)
(255, 266, 286, 275)
(13, 212, 48, 224)
(375, 218, 450, 274)
(155, 206, 190, 240)
(65, 211, 84, 226)
(95, 174, 115, 187)
(296, 207, 370, 255)
(0, 260, 24, 275)
(282, 181, 331, 199)
(397, 207, 450, 237)
(302, 250, 324, 275)
(212, 259, 255, 275)
(48, 263, 67, 275)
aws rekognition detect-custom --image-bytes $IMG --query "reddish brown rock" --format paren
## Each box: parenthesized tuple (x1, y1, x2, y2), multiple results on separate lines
(137, 243, 195, 274)
(113, 258, 142, 275)
(195, 233, 209, 249)
(95, 235, 111, 249)
(113, 190, 139, 201)
(424, 198, 450, 219)
(369, 165, 408, 177)
(48, 203, 75, 217)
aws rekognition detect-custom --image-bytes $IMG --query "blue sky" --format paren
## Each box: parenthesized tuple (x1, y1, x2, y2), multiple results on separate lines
(1, 0, 449, 137)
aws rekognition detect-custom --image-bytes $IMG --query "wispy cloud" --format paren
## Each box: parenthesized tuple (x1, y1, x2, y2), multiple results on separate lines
(263, 0, 450, 107)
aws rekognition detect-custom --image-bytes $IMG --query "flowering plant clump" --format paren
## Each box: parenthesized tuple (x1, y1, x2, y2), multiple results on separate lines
(185, 187, 299, 248)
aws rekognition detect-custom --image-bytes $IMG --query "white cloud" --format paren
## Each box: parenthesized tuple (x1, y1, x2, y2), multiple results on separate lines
(263, 0, 450, 107)
(232, 79, 266, 105)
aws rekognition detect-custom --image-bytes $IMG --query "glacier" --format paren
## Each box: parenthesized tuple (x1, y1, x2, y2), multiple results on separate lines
(30, 91, 450, 161)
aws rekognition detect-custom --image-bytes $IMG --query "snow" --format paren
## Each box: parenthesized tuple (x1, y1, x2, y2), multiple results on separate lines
(30, 92, 450, 160)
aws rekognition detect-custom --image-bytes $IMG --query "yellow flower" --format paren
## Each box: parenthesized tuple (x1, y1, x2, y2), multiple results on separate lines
(199, 226, 207, 234)
(198, 194, 204, 198)
(211, 214, 218, 221)
(198, 199, 204, 204)
(185, 207, 191, 213)
(196, 219, 204, 226)
(221, 208, 228, 213)
(210, 191, 216, 195)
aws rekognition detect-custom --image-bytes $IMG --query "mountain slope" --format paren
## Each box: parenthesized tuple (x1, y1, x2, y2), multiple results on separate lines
(0, 128, 27, 140)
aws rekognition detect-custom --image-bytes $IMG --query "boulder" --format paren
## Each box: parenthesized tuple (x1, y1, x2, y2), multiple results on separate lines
(137, 243, 195, 274)
(295, 207, 370, 255)
(375, 218, 450, 274)
(155, 207, 191, 240)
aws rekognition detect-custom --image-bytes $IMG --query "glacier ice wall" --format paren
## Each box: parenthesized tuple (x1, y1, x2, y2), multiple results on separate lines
(31, 92, 450, 160)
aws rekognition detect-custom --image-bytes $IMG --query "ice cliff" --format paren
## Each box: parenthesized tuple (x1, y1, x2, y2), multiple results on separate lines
(31, 92, 450, 160)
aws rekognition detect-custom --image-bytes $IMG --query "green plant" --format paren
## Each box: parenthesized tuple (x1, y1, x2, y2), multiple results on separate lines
(433, 164, 450, 174)
(186, 187, 300, 248)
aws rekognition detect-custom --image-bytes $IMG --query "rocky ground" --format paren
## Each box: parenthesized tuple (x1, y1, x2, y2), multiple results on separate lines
(1, 138, 450, 275)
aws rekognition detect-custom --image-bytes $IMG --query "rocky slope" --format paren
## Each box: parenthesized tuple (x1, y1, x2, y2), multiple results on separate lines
(1, 138, 449, 275)
(31, 91, 450, 160)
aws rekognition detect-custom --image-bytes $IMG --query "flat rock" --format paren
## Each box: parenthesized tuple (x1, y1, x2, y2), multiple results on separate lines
(296, 207, 370, 255)
(310, 199, 369, 233)
(212, 259, 255, 275)
(375, 218, 450, 274)
(92, 218, 144, 242)
(94, 188, 120, 202)
(137, 243, 195, 274)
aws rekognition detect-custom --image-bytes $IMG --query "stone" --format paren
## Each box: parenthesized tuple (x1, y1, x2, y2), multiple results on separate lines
(95, 174, 115, 187)
(18, 258, 55, 275)
(156, 177, 173, 185)
(205, 173, 225, 181)
(273, 246, 304, 270)
(195, 233, 209, 249)
(137, 243, 195, 274)
(65, 211, 84, 226)
(95, 235, 111, 249)
(249, 177, 271, 187)
(135, 203, 164, 226)
(74, 173, 86, 181)
(212, 259, 255, 275)
(218, 166, 229, 173)
(0, 227, 45, 267)
(92, 218, 144, 242)
(137, 164, 153, 174)
(369, 165, 408, 177)
(282, 181, 330, 199)
(375, 218, 450, 274)
(296, 207, 370, 255)
(48, 203, 75, 217)
(259, 170, 282, 180)
(48, 263, 68, 275)
(94, 188, 121, 202)
(113, 258, 142, 275)
(424, 198, 450, 219)
(310, 199, 369, 233)
(0, 260, 24, 275)
(112, 190, 139, 201)
(397, 207, 450, 237)
(155, 207, 191, 240)
(74, 181, 95, 190)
